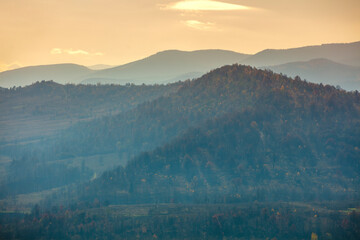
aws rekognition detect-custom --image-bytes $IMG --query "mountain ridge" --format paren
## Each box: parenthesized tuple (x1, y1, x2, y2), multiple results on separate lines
(242, 41, 360, 67)
(2, 41, 359, 88)
(0, 63, 94, 88)
(83, 49, 250, 85)
(265, 58, 360, 90)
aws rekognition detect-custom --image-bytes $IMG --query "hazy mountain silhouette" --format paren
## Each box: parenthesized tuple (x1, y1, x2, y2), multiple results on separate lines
(81, 49, 250, 85)
(0, 64, 93, 88)
(242, 41, 360, 67)
(265, 58, 360, 90)
(87, 64, 116, 70)
(1, 41, 360, 88)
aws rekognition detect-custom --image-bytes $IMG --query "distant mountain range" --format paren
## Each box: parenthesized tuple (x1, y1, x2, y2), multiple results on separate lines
(82, 50, 250, 85)
(241, 41, 360, 67)
(0, 41, 359, 90)
(0, 64, 94, 88)
(265, 58, 360, 90)
(87, 64, 116, 70)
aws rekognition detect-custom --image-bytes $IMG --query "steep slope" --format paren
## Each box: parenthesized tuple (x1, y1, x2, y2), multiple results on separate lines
(242, 41, 360, 67)
(82, 49, 250, 84)
(266, 58, 360, 90)
(0, 64, 94, 88)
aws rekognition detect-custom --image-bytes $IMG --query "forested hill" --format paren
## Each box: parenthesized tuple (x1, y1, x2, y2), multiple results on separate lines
(17, 64, 352, 205)
(71, 65, 360, 204)
(3, 65, 360, 200)
(0, 82, 182, 197)
(54, 64, 360, 159)
(0, 81, 181, 143)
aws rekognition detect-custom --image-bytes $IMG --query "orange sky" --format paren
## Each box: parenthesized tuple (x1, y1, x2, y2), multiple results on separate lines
(0, 0, 359, 71)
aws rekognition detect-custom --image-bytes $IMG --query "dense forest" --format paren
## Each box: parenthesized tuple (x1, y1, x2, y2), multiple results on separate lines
(0, 65, 359, 239)
(67, 65, 360, 205)
(0, 80, 181, 142)
(1, 203, 359, 240)
(2, 65, 359, 197)
(0, 81, 181, 197)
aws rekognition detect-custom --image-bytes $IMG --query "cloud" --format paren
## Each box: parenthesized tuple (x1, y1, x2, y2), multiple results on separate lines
(50, 48, 103, 56)
(66, 49, 89, 55)
(184, 20, 214, 30)
(50, 48, 62, 54)
(0, 62, 22, 72)
(168, 0, 251, 11)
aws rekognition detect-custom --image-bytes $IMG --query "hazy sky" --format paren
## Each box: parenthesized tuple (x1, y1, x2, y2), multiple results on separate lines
(0, 0, 359, 71)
